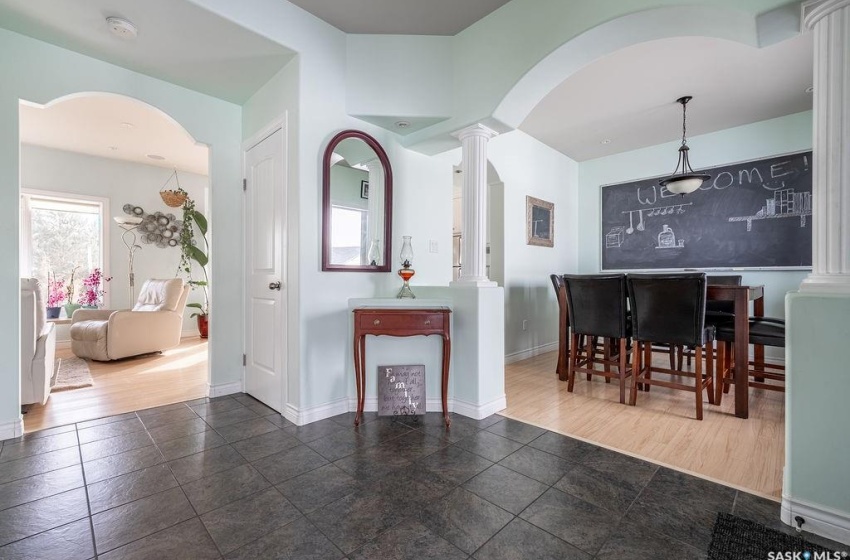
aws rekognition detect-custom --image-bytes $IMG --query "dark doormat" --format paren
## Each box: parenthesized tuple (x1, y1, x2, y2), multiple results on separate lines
(709, 513, 843, 560)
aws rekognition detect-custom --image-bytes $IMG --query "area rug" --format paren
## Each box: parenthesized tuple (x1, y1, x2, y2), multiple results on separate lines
(53, 357, 94, 391)
(708, 512, 841, 560)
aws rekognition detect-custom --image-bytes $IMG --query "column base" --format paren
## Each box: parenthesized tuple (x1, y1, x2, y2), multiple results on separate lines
(450, 278, 498, 288)
(800, 274, 850, 294)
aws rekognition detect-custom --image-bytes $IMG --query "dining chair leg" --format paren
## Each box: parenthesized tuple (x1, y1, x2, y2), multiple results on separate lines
(567, 333, 579, 393)
(677, 345, 684, 370)
(629, 341, 641, 406)
(585, 337, 594, 382)
(723, 344, 733, 395)
(705, 341, 715, 405)
(695, 346, 704, 420)
(715, 341, 726, 406)
(668, 346, 675, 369)
(618, 337, 628, 404)
(603, 339, 612, 383)
(644, 343, 653, 392)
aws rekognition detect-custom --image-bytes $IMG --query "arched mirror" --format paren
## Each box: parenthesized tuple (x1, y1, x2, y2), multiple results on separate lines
(322, 130, 393, 272)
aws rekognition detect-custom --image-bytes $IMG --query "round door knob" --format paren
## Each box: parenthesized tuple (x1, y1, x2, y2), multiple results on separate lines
(269, 281, 281, 291)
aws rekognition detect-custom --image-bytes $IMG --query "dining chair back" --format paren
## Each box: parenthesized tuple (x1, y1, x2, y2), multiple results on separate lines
(628, 273, 710, 347)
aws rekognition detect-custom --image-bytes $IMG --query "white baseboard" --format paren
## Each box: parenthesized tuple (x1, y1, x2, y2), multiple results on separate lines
(284, 398, 348, 426)
(453, 395, 507, 420)
(505, 342, 558, 365)
(208, 380, 243, 398)
(345, 394, 507, 421)
(781, 494, 850, 545)
(0, 416, 24, 440)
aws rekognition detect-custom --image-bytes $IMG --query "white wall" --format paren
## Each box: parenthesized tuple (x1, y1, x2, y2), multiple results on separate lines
(488, 130, 579, 359)
(0, 27, 242, 437)
(578, 111, 813, 323)
(20, 144, 209, 339)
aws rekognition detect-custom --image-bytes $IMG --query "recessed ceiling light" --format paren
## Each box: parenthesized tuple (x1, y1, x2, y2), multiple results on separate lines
(106, 17, 138, 40)
(120, 122, 134, 129)
(108, 146, 118, 151)
(600, 139, 612, 145)
(395, 120, 411, 129)
(805, 86, 814, 93)
(147, 154, 166, 161)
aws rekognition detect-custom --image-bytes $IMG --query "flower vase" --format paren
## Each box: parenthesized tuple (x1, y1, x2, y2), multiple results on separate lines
(46, 307, 60, 319)
(82, 305, 98, 310)
(63, 303, 81, 319)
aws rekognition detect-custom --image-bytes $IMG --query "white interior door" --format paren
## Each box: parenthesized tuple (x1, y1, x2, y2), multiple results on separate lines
(245, 127, 285, 411)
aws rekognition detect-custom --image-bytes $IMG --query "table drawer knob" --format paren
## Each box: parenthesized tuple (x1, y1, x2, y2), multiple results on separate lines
(424, 320, 431, 325)
(373, 319, 381, 326)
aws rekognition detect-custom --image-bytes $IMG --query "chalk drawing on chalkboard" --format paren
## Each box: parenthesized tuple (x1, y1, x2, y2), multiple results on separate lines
(656, 225, 685, 249)
(606, 227, 626, 248)
(728, 188, 812, 232)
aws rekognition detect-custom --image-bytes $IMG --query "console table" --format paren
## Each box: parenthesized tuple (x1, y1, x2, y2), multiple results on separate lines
(352, 307, 452, 427)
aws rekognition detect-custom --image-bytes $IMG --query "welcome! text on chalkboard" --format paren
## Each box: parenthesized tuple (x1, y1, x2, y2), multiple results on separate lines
(601, 151, 812, 270)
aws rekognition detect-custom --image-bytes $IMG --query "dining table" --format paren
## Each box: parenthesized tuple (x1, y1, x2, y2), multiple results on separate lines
(706, 283, 764, 419)
(555, 281, 765, 419)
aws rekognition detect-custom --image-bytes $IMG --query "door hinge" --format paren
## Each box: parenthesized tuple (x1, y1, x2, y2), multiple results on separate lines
(242, 178, 247, 191)
(242, 353, 247, 366)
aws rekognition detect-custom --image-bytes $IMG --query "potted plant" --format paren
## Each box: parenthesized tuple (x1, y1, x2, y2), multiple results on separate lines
(46, 272, 65, 319)
(77, 268, 111, 308)
(178, 196, 210, 338)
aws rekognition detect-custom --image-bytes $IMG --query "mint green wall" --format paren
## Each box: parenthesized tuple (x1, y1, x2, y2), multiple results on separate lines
(578, 112, 813, 325)
(785, 292, 850, 523)
(0, 28, 242, 431)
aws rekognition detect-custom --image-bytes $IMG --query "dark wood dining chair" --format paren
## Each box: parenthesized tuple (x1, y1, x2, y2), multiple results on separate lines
(714, 317, 785, 404)
(563, 274, 632, 403)
(678, 275, 742, 369)
(628, 273, 715, 420)
(550, 274, 569, 381)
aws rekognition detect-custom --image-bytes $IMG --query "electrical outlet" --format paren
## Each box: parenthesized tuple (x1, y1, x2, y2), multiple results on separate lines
(522, 320, 528, 331)
(429, 240, 438, 253)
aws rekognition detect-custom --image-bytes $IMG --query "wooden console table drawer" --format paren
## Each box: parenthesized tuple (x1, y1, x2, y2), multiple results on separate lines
(352, 307, 452, 427)
(357, 310, 445, 333)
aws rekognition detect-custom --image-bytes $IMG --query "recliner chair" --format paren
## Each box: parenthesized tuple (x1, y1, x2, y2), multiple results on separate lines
(21, 278, 57, 405)
(70, 278, 189, 361)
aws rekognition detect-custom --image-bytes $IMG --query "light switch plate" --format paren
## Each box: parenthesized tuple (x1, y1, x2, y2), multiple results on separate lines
(429, 240, 438, 253)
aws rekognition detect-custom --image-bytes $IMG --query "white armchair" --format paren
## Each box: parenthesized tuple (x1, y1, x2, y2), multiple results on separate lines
(21, 278, 57, 405)
(70, 278, 190, 361)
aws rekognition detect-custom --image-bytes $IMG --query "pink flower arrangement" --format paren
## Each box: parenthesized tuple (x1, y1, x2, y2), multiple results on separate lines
(77, 268, 112, 307)
(47, 275, 66, 307)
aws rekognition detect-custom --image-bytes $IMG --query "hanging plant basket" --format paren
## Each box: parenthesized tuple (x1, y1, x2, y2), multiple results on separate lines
(160, 169, 188, 207)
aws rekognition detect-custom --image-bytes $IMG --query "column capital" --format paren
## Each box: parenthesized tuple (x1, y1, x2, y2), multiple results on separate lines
(453, 123, 499, 142)
(802, 0, 850, 29)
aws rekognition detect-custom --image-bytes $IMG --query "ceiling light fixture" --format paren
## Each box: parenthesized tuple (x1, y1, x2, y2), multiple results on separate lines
(108, 146, 119, 151)
(394, 120, 411, 129)
(805, 86, 814, 93)
(120, 122, 135, 130)
(659, 96, 711, 196)
(600, 139, 612, 145)
(106, 16, 138, 40)
(147, 154, 166, 161)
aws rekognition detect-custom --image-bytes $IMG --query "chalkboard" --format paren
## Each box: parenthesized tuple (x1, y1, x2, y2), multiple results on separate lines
(601, 151, 812, 270)
(377, 365, 425, 416)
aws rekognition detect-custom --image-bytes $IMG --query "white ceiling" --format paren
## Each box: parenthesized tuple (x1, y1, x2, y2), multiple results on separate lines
(0, 0, 295, 104)
(521, 34, 814, 162)
(20, 95, 209, 175)
(287, 0, 511, 35)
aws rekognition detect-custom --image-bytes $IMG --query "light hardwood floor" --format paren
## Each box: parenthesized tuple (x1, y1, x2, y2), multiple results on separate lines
(24, 338, 209, 433)
(502, 351, 784, 499)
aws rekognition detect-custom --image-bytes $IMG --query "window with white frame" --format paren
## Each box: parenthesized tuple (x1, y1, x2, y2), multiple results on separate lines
(20, 191, 107, 306)
(330, 205, 368, 265)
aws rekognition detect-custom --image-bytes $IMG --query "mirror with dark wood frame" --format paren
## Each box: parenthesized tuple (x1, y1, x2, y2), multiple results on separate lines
(322, 130, 393, 272)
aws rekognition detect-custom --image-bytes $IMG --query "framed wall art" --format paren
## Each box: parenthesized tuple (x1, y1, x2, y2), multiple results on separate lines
(526, 196, 554, 247)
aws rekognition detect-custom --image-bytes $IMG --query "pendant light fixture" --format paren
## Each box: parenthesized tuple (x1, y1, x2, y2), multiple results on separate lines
(659, 96, 710, 195)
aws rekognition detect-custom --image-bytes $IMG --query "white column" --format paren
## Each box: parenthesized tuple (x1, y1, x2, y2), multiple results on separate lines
(364, 159, 385, 265)
(452, 124, 498, 287)
(800, 0, 850, 293)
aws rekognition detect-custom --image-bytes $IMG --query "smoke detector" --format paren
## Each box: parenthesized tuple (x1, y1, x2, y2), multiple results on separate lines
(107, 17, 138, 40)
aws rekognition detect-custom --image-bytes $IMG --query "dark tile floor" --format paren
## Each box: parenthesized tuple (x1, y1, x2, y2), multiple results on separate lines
(1, 394, 845, 559)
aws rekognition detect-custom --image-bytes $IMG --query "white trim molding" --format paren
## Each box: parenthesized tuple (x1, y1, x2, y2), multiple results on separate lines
(0, 417, 25, 440)
(505, 342, 559, 365)
(208, 380, 243, 398)
(781, 494, 850, 545)
(346, 394, 507, 421)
